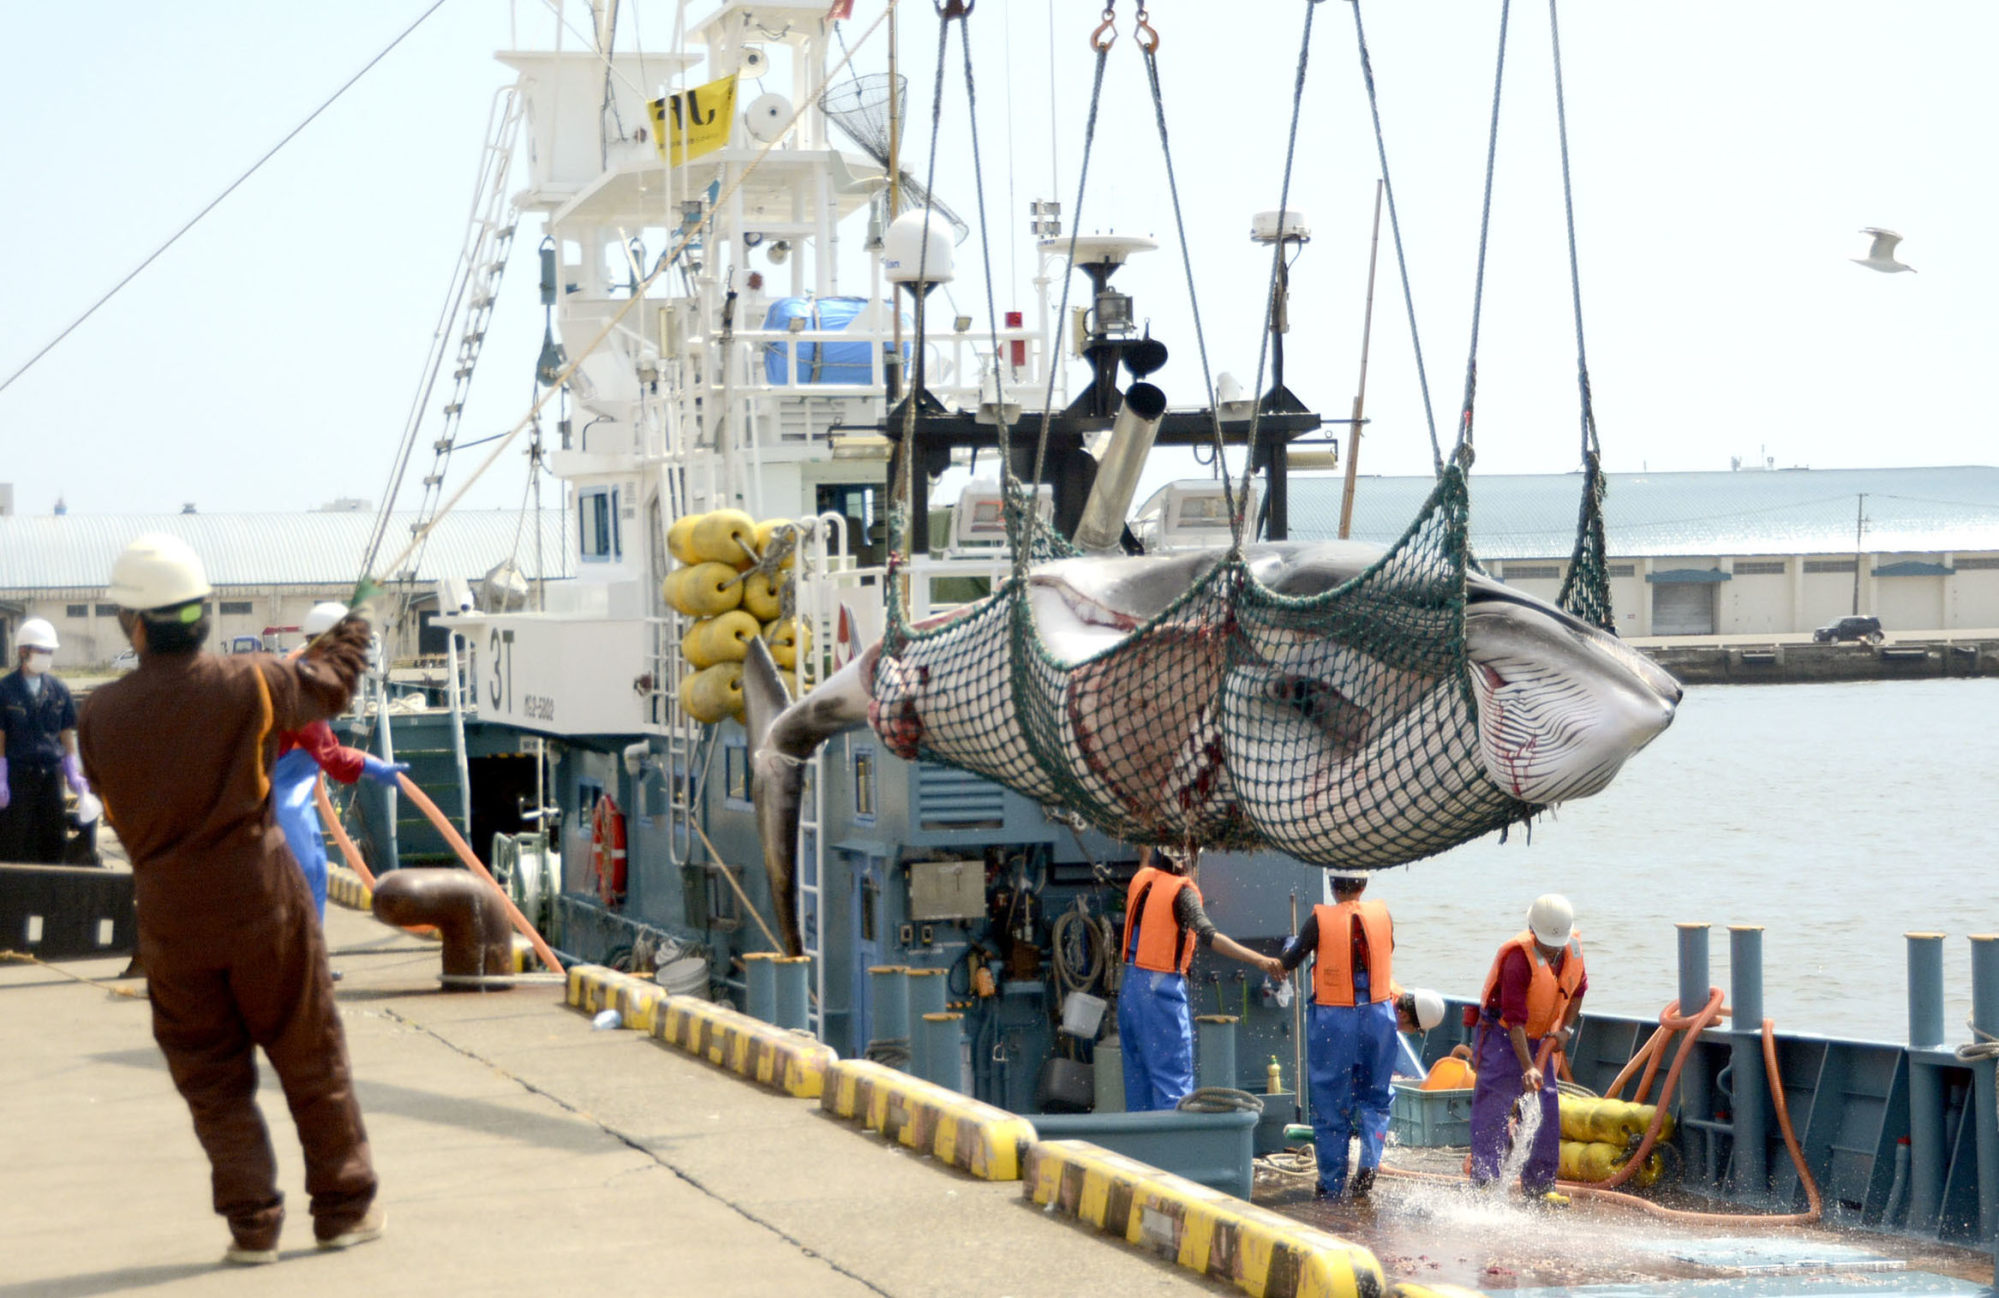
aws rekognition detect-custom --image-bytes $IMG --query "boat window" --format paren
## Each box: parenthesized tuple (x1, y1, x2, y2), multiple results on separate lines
(816, 483, 884, 565)
(724, 744, 750, 806)
(853, 747, 875, 819)
(579, 487, 621, 562)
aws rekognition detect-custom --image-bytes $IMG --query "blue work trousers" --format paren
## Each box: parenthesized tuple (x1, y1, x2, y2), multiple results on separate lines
(1306, 996, 1399, 1196)
(271, 749, 329, 922)
(1118, 967, 1194, 1112)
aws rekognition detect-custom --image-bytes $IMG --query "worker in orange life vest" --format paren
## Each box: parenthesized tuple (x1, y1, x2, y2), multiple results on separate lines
(1468, 893, 1588, 1198)
(1116, 846, 1286, 1112)
(1277, 868, 1419, 1199)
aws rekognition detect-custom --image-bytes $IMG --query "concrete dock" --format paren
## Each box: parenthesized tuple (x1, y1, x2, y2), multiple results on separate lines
(0, 905, 1212, 1298)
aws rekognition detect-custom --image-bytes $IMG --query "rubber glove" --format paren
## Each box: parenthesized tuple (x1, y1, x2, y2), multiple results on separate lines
(62, 752, 89, 795)
(0, 757, 10, 810)
(360, 755, 409, 788)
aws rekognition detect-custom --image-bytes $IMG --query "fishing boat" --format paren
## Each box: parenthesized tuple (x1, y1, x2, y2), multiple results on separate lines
(322, 3, 1999, 1292)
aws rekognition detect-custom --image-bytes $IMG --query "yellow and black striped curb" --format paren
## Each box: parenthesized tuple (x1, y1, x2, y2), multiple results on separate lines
(565, 965, 670, 1032)
(327, 866, 373, 912)
(1023, 1139, 1388, 1298)
(652, 995, 836, 1099)
(821, 1058, 1036, 1182)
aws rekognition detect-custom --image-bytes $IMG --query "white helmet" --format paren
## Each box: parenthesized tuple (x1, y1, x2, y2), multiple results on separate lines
(107, 533, 213, 611)
(1406, 987, 1446, 1032)
(303, 602, 349, 635)
(1528, 893, 1576, 948)
(17, 618, 58, 651)
(1327, 868, 1370, 884)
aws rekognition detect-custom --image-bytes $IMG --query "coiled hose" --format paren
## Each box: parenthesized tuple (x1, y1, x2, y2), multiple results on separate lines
(1177, 1087, 1265, 1115)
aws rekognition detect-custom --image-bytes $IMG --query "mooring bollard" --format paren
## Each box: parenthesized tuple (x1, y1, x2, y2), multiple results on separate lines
(745, 952, 778, 1023)
(918, 1011, 963, 1093)
(773, 955, 810, 1032)
(868, 964, 910, 1065)
(1729, 925, 1767, 1200)
(1907, 932, 1948, 1231)
(1195, 1014, 1239, 1092)
(1968, 935, 1999, 1254)
(1677, 922, 1711, 1023)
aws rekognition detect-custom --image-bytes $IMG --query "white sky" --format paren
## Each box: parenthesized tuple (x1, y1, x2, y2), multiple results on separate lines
(2, 1, 1993, 521)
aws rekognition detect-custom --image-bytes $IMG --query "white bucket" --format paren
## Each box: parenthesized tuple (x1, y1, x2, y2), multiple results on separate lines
(1059, 990, 1107, 1039)
(656, 956, 710, 1000)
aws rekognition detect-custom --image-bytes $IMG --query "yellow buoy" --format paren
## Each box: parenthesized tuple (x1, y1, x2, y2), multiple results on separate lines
(680, 663, 744, 725)
(691, 509, 758, 565)
(742, 571, 784, 622)
(754, 518, 797, 569)
(669, 562, 744, 617)
(763, 617, 810, 669)
(667, 514, 703, 565)
(682, 610, 761, 669)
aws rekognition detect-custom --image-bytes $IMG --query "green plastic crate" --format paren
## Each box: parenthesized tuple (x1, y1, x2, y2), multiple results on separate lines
(1390, 1078, 1473, 1148)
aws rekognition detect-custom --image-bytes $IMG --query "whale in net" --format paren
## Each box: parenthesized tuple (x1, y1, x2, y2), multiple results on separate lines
(743, 539, 1680, 956)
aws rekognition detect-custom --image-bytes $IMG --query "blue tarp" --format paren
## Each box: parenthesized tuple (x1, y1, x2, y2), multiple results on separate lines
(761, 296, 905, 385)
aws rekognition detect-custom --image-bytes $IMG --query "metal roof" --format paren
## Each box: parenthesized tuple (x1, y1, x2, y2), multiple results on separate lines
(1282, 465, 1999, 559)
(0, 510, 573, 591)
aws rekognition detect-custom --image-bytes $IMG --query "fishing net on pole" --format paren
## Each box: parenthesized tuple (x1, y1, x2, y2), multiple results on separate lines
(818, 73, 970, 243)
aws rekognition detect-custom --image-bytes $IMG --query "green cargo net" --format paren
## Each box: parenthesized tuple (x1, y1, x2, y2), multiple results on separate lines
(874, 465, 1537, 866)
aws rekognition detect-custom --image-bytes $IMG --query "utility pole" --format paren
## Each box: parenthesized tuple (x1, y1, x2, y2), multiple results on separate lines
(1337, 180, 1386, 540)
(1851, 492, 1868, 615)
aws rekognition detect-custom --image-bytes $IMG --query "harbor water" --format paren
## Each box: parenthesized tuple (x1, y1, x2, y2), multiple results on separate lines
(1382, 676, 1999, 1046)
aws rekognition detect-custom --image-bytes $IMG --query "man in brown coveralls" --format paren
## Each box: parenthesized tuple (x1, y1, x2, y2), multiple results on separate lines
(78, 533, 384, 1265)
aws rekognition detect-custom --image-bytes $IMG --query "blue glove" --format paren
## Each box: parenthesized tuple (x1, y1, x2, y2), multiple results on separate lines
(0, 757, 10, 811)
(360, 755, 409, 788)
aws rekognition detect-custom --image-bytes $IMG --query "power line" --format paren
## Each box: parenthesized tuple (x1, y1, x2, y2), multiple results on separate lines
(0, 0, 451, 399)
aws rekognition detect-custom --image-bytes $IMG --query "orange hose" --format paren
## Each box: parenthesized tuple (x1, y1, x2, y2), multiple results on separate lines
(315, 774, 377, 889)
(397, 773, 565, 974)
(1578, 988, 1724, 1191)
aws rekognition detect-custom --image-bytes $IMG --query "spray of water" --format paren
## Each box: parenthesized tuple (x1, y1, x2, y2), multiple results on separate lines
(1492, 1085, 1545, 1197)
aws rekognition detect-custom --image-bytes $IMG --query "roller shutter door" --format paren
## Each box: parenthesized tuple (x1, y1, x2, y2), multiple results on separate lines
(1652, 583, 1715, 636)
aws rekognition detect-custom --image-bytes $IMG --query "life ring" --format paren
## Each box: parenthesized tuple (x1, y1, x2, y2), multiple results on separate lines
(592, 795, 628, 906)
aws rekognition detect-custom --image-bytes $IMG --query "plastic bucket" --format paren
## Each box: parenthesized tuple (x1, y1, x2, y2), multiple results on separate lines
(1060, 990, 1107, 1039)
(657, 956, 710, 1000)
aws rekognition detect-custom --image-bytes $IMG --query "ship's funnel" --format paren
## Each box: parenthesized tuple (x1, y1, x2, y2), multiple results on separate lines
(1072, 382, 1168, 555)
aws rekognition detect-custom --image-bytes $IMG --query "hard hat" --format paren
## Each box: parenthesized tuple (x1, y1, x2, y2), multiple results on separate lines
(1327, 868, 1370, 883)
(1407, 988, 1446, 1032)
(106, 533, 213, 611)
(1528, 893, 1576, 948)
(16, 618, 58, 651)
(303, 602, 349, 635)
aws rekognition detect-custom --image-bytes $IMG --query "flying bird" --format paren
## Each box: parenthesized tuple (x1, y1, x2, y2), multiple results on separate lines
(1852, 227, 1915, 274)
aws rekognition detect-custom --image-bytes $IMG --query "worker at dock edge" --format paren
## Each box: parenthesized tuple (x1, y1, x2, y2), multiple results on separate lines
(0, 617, 89, 864)
(78, 534, 385, 1265)
(1118, 845, 1286, 1112)
(1468, 892, 1588, 1200)
(1279, 869, 1444, 1199)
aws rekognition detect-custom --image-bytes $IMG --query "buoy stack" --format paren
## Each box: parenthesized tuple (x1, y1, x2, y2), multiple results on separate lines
(1555, 1094, 1673, 1188)
(661, 510, 812, 724)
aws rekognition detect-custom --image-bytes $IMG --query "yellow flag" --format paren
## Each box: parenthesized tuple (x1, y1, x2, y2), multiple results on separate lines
(649, 74, 738, 165)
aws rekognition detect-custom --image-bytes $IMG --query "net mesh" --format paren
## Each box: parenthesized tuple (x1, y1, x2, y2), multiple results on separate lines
(875, 465, 1539, 867)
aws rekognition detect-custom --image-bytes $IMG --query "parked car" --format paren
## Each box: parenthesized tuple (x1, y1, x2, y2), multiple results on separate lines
(1812, 615, 1885, 645)
(223, 634, 266, 655)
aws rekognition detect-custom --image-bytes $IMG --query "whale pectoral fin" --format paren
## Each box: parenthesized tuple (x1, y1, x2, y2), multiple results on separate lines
(744, 638, 873, 956)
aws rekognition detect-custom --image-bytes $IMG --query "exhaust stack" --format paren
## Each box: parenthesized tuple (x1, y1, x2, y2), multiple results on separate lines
(1072, 382, 1168, 555)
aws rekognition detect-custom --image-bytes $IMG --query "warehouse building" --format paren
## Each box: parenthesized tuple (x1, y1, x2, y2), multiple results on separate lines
(1191, 465, 1999, 637)
(0, 508, 571, 666)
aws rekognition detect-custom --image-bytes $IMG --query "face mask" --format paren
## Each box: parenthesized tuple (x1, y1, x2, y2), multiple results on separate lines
(23, 652, 52, 676)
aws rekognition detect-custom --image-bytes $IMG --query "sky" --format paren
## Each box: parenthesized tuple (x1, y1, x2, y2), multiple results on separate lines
(1, 0, 1994, 522)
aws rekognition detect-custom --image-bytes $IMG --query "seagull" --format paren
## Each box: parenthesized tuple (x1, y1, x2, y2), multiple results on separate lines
(1852, 227, 1916, 274)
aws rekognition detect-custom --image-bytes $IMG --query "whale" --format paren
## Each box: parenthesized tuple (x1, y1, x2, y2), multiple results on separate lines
(744, 540, 1681, 955)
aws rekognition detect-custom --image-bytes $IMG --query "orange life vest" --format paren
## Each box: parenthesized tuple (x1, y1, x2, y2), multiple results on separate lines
(1311, 900, 1395, 1007)
(1123, 866, 1200, 975)
(1478, 929, 1586, 1038)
